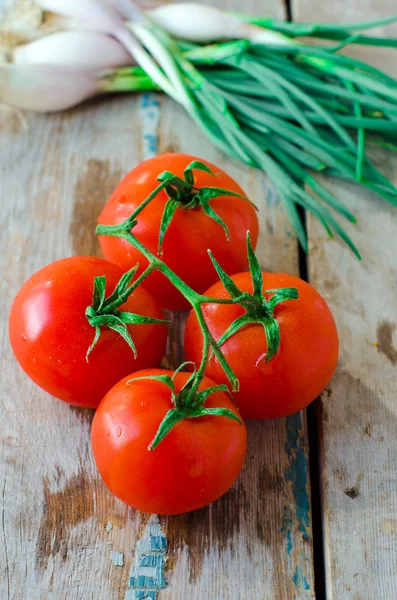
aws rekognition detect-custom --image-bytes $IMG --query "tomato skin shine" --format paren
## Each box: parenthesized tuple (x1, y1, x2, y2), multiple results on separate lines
(184, 272, 339, 420)
(9, 257, 167, 408)
(98, 153, 258, 310)
(91, 370, 247, 514)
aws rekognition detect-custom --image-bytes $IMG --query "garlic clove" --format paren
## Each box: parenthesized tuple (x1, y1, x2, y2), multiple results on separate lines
(13, 31, 133, 69)
(0, 63, 102, 112)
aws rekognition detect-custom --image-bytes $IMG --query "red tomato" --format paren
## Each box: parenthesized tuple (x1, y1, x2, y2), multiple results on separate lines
(98, 153, 258, 310)
(184, 273, 339, 419)
(9, 257, 167, 408)
(91, 369, 247, 514)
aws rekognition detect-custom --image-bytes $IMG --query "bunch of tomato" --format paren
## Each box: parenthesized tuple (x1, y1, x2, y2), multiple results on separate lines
(9, 153, 338, 515)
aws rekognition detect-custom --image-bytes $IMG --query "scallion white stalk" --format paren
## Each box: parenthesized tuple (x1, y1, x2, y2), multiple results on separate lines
(0, 64, 103, 112)
(145, 3, 292, 46)
(12, 31, 133, 69)
(33, 0, 185, 102)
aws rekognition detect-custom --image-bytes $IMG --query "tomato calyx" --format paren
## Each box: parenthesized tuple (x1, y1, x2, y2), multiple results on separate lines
(157, 161, 246, 252)
(85, 265, 168, 361)
(209, 232, 299, 362)
(156, 160, 256, 254)
(128, 364, 243, 450)
(98, 159, 256, 256)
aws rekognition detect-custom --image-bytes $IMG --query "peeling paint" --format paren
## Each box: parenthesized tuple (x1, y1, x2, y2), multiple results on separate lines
(266, 221, 274, 235)
(293, 566, 310, 591)
(285, 412, 310, 539)
(286, 527, 292, 557)
(280, 517, 293, 557)
(265, 186, 280, 207)
(139, 94, 160, 161)
(110, 550, 124, 567)
(125, 516, 167, 600)
(281, 412, 312, 594)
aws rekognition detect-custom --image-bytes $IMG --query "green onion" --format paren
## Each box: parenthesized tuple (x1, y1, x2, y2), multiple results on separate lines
(114, 11, 397, 254)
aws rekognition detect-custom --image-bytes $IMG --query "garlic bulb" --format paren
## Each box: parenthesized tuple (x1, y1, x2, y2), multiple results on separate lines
(13, 31, 133, 69)
(0, 64, 102, 112)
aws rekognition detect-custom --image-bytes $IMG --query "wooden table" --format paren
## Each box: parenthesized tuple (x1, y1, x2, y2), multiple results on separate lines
(1, 1, 397, 599)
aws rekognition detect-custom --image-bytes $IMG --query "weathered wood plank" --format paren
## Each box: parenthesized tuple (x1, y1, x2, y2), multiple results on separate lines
(0, 97, 150, 600)
(0, 1, 315, 598)
(291, 1, 397, 598)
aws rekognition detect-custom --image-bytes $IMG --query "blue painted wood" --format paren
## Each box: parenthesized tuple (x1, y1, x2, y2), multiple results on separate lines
(125, 518, 167, 600)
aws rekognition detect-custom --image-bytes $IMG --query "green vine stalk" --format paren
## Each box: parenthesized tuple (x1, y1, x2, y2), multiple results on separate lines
(96, 167, 298, 448)
(100, 10, 397, 257)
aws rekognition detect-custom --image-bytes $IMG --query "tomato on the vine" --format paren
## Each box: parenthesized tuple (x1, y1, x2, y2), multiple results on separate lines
(184, 271, 339, 420)
(97, 153, 258, 310)
(9, 257, 167, 408)
(91, 369, 247, 514)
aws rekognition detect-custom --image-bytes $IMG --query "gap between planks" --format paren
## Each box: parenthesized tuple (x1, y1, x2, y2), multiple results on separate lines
(286, 0, 327, 593)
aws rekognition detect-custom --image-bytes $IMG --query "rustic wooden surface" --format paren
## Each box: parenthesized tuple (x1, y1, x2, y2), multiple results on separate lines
(292, 1, 397, 599)
(0, 1, 317, 599)
(3, 1, 397, 599)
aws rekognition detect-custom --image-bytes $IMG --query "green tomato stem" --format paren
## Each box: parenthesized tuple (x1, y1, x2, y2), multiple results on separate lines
(130, 177, 175, 220)
(96, 222, 239, 395)
(113, 262, 157, 302)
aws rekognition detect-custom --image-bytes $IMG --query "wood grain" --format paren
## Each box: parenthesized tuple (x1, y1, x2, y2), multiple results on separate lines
(0, 1, 315, 599)
(292, 1, 397, 598)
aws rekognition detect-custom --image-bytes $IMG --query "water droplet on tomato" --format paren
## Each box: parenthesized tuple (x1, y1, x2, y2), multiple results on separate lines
(116, 426, 122, 438)
(106, 431, 110, 437)
(21, 333, 27, 341)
